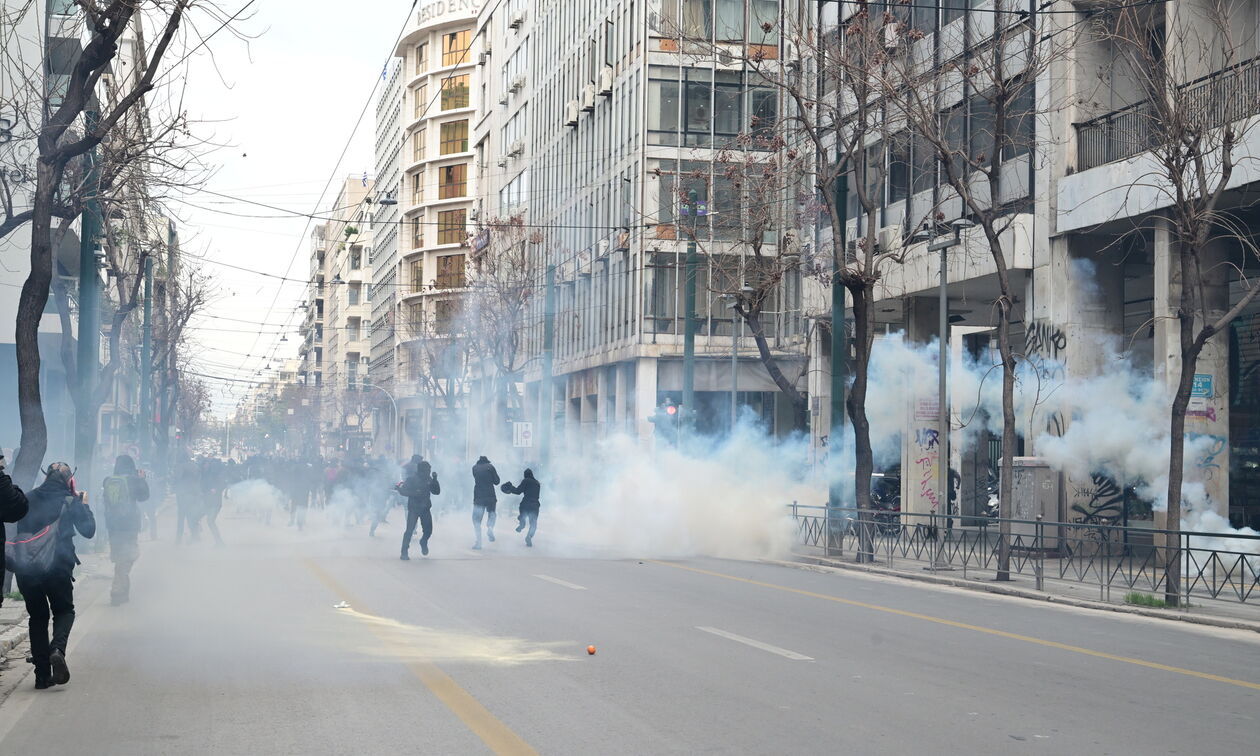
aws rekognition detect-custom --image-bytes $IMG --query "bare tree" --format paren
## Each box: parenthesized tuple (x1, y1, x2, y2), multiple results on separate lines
(1096, 3, 1260, 604)
(881, 3, 1058, 578)
(4, 0, 236, 486)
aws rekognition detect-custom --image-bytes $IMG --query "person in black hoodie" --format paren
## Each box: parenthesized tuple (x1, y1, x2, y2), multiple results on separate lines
(0, 453, 30, 606)
(502, 469, 541, 547)
(102, 455, 150, 605)
(14, 462, 95, 689)
(396, 459, 440, 559)
(470, 456, 500, 550)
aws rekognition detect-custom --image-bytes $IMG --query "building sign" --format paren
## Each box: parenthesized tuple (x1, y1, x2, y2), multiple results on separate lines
(417, 0, 481, 25)
(914, 397, 939, 422)
(513, 422, 533, 448)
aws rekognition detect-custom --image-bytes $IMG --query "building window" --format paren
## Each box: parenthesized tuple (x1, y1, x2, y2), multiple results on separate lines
(411, 170, 424, 204)
(408, 302, 424, 334)
(437, 209, 466, 244)
(440, 120, 469, 154)
(442, 30, 471, 66)
(435, 254, 466, 289)
(414, 41, 428, 75)
(348, 283, 362, 305)
(349, 246, 362, 269)
(438, 163, 467, 199)
(410, 259, 425, 293)
(941, 0, 967, 27)
(413, 82, 428, 119)
(413, 128, 426, 162)
(434, 299, 462, 334)
(410, 216, 425, 249)
(441, 75, 470, 110)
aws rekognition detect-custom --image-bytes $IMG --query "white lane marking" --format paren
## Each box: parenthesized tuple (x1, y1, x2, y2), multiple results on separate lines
(695, 626, 814, 661)
(534, 574, 587, 590)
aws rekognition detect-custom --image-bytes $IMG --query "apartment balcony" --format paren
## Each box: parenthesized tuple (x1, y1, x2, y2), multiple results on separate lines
(1075, 55, 1260, 171)
(1060, 56, 1260, 233)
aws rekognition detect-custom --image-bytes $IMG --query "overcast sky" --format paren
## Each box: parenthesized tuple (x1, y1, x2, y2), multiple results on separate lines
(173, 0, 407, 416)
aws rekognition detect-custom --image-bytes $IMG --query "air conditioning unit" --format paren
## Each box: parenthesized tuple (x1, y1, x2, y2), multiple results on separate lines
(581, 82, 596, 111)
(509, 11, 525, 29)
(496, 157, 508, 167)
(509, 140, 524, 156)
(498, 92, 509, 105)
(877, 225, 902, 252)
(565, 99, 579, 126)
(511, 74, 525, 92)
(598, 65, 613, 96)
(477, 52, 489, 65)
(469, 208, 480, 221)
(596, 239, 610, 259)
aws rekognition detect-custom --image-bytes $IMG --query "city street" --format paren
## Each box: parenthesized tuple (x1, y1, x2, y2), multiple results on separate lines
(0, 511, 1256, 755)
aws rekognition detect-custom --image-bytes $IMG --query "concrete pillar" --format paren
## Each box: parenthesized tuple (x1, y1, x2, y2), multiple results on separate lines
(596, 366, 613, 438)
(901, 296, 944, 517)
(1154, 224, 1231, 517)
(564, 375, 580, 453)
(634, 357, 658, 443)
(614, 362, 629, 435)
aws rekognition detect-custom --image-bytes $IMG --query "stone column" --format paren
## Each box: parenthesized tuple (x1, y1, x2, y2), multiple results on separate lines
(900, 296, 944, 518)
(635, 357, 658, 444)
(614, 362, 629, 435)
(1153, 224, 1231, 518)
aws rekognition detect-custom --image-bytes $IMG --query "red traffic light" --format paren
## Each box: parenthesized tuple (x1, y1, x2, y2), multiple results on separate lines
(665, 405, 677, 415)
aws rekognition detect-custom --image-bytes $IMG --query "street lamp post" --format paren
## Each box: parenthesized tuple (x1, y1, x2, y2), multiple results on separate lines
(922, 218, 973, 569)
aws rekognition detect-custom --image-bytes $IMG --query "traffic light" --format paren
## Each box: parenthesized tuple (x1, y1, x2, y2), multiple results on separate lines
(648, 399, 683, 444)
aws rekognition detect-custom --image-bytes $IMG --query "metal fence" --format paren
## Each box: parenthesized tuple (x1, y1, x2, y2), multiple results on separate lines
(790, 504, 1260, 607)
(1075, 55, 1260, 171)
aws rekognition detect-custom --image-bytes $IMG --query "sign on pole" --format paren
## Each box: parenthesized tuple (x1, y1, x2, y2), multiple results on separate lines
(513, 422, 533, 448)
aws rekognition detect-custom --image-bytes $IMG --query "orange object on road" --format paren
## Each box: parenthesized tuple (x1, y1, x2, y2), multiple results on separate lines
(587, 645, 596, 655)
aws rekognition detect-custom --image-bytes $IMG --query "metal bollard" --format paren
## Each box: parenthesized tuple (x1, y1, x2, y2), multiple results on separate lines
(1035, 515, 1044, 592)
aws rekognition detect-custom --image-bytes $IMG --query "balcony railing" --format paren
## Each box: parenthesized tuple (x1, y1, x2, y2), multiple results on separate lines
(1076, 55, 1260, 171)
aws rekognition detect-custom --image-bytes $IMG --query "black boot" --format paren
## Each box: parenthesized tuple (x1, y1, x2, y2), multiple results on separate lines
(34, 666, 52, 690)
(400, 551, 410, 560)
(50, 648, 70, 685)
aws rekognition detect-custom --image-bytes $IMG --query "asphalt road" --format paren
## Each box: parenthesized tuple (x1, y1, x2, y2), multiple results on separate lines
(0, 506, 1257, 755)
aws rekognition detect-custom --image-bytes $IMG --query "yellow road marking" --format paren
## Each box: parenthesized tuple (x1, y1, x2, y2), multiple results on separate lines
(304, 560, 540, 755)
(650, 560, 1260, 692)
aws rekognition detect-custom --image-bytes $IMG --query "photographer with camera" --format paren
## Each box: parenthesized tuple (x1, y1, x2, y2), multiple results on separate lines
(8, 462, 96, 689)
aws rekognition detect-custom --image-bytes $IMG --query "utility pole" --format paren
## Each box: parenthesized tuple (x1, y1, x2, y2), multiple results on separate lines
(539, 264, 556, 468)
(139, 255, 154, 459)
(681, 189, 702, 438)
(74, 110, 101, 493)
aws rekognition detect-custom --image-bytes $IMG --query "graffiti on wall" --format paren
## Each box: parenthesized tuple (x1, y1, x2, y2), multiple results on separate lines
(1026, 320, 1068, 436)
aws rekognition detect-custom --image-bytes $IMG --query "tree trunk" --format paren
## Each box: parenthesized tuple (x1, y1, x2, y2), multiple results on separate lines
(995, 302, 1017, 581)
(848, 286, 876, 562)
(744, 307, 807, 428)
(12, 161, 58, 488)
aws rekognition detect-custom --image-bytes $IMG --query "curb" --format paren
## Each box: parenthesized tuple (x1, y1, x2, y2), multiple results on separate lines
(0, 622, 27, 657)
(773, 554, 1260, 635)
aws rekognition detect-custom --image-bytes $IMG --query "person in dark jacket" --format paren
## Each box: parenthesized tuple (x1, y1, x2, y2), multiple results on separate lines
(102, 455, 149, 605)
(199, 458, 225, 546)
(502, 469, 541, 547)
(173, 456, 202, 544)
(0, 453, 30, 607)
(14, 462, 95, 689)
(396, 460, 440, 559)
(470, 456, 500, 549)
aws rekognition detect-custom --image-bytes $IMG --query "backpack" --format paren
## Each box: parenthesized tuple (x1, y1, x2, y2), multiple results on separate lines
(102, 475, 141, 533)
(4, 500, 67, 577)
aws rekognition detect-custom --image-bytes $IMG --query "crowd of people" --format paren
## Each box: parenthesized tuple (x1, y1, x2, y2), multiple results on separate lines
(0, 447, 544, 693)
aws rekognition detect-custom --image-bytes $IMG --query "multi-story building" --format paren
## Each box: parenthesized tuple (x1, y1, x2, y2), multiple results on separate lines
(369, 58, 405, 455)
(474, 0, 805, 455)
(298, 224, 328, 390)
(390, 2, 481, 460)
(811, 1, 1260, 528)
(319, 177, 374, 457)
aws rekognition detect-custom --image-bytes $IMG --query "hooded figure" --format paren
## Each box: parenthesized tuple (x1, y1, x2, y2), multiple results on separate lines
(102, 455, 150, 605)
(397, 460, 440, 559)
(503, 469, 541, 547)
(14, 463, 96, 689)
(0, 454, 29, 605)
(470, 456, 500, 549)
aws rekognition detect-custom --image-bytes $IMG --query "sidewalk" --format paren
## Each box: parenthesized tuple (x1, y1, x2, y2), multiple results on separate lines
(0, 602, 26, 659)
(787, 547, 1260, 634)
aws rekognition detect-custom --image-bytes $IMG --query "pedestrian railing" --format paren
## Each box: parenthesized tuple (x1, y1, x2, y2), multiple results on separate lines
(789, 503, 1260, 608)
